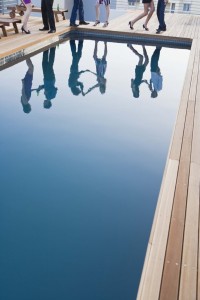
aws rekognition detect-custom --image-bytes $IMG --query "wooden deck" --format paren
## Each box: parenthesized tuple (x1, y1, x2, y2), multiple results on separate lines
(1, 10, 200, 300)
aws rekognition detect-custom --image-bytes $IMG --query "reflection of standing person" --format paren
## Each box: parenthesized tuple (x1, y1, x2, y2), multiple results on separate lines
(82, 41, 108, 96)
(39, 0, 56, 33)
(21, 0, 32, 34)
(149, 47, 162, 98)
(156, 0, 168, 34)
(37, 47, 58, 109)
(70, 0, 89, 27)
(93, 0, 111, 28)
(128, 0, 155, 31)
(21, 58, 34, 113)
(127, 44, 149, 98)
(68, 40, 87, 96)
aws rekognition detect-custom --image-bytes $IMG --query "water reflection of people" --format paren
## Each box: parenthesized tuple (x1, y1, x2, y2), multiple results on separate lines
(149, 46, 162, 98)
(37, 47, 58, 109)
(21, 58, 34, 113)
(83, 41, 107, 95)
(68, 39, 86, 96)
(127, 44, 149, 98)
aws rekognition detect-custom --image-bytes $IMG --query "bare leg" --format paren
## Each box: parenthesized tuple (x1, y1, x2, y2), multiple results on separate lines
(127, 44, 144, 65)
(95, 3, 100, 21)
(144, 1, 155, 28)
(22, 3, 32, 31)
(105, 5, 110, 23)
(130, 4, 148, 27)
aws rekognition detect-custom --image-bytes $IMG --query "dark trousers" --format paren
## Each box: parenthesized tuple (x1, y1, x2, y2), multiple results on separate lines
(41, 0, 56, 30)
(70, 0, 84, 24)
(157, 0, 166, 30)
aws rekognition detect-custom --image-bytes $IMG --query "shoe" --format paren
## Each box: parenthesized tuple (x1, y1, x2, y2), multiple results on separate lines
(143, 24, 149, 31)
(48, 29, 56, 33)
(93, 20, 100, 26)
(39, 27, 49, 31)
(156, 29, 161, 34)
(79, 21, 89, 25)
(70, 23, 79, 27)
(103, 21, 109, 28)
(21, 26, 30, 34)
(128, 21, 133, 30)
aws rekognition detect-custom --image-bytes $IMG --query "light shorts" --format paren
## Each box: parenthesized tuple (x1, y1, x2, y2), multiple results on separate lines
(96, 0, 111, 5)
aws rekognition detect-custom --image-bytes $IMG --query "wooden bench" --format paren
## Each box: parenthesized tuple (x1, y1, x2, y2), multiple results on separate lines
(0, 18, 21, 34)
(0, 24, 8, 37)
(7, 5, 68, 22)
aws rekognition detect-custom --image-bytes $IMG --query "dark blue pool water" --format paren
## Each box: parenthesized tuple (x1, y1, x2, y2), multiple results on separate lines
(0, 39, 189, 300)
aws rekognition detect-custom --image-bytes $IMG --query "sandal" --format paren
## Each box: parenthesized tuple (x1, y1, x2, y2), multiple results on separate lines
(93, 20, 100, 26)
(103, 21, 109, 28)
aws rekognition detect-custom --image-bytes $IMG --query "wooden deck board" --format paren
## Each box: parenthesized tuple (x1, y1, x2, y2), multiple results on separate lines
(1, 10, 200, 300)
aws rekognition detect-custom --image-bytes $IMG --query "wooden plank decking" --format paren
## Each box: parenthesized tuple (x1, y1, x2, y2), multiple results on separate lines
(1, 10, 200, 300)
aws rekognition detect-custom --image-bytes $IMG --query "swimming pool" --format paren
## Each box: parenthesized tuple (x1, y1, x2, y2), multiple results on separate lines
(0, 39, 190, 300)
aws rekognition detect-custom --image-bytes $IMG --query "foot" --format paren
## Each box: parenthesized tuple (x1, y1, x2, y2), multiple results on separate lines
(48, 29, 56, 33)
(128, 21, 133, 30)
(143, 24, 149, 31)
(156, 28, 166, 34)
(39, 27, 49, 31)
(93, 20, 100, 26)
(79, 21, 89, 25)
(70, 23, 79, 27)
(103, 21, 109, 28)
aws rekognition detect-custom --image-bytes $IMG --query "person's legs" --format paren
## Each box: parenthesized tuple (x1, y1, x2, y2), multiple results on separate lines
(41, 0, 49, 29)
(70, 0, 79, 24)
(130, 4, 149, 27)
(159, 0, 166, 30)
(78, 0, 84, 22)
(22, 3, 32, 31)
(105, 4, 110, 23)
(144, 1, 155, 28)
(95, 2, 100, 21)
(45, 0, 56, 31)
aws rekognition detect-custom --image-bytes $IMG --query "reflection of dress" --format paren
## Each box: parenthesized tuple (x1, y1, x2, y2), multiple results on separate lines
(95, 57, 107, 78)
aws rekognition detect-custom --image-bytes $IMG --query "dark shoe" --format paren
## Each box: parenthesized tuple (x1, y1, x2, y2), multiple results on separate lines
(143, 24, 149, 31)
(21, 26, 30, 34)
(70, 23, 79, 27)
(79, 21, 89, 25)
(156, 29, 161, 34)
(48, 29, 56, 33)
(39, 27, 49, 31)
(128, 21, 133, 30)
(93, 20, 100, 26)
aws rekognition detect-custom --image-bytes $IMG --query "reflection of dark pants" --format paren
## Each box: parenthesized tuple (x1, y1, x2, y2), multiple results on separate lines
(157, 0, 166, 30)
(41, 0, 55, 30)
(151, 47, 161, 72)
(70, 40, 83, 72)
(42, 47, 56, 81)
(70, 0, 84, 24)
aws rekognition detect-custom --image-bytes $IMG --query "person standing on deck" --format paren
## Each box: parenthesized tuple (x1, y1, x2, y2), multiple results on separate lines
(70, 0, 90, 27)
(156, 0, 168, 34)
(21, 0, 32, 34)
(93, 0, 111, 28)
(128, 0, 155, 31)
(39, 0, 56, 33)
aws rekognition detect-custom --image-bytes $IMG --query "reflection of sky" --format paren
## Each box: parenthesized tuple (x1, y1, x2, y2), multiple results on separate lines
(0, 41, 190, 300)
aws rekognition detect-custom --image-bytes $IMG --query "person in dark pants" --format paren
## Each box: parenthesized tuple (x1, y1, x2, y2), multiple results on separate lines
(39, 0, 56, 33)
(70, 0, 89, 27)
(149, 47, 163, 97)
(37, 47, 58, 109)
(68, 40, 87, 96)
(156, 0, 168, 34)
